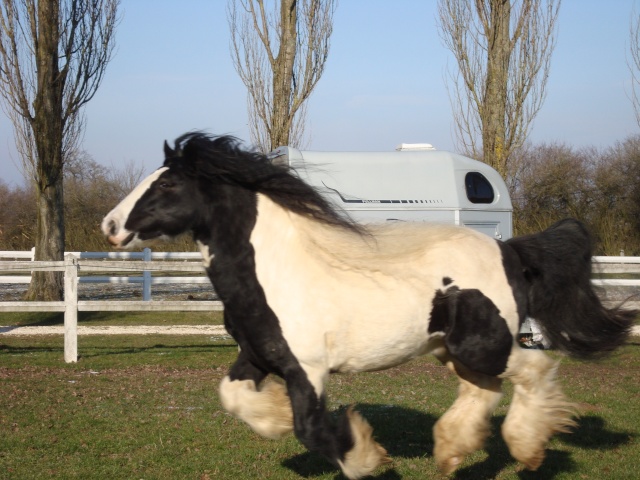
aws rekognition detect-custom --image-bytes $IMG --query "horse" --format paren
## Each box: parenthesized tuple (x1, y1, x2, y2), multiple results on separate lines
(101, 132, 635, 479)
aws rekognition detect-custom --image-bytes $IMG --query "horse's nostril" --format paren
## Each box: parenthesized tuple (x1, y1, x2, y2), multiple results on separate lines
(108, 219, 117, 236)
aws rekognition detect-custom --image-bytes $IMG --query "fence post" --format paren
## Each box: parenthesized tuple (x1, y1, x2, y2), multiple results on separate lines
(29, 246, 35, 276)
(64, 254, 78, 363)
(143, 247, 151, 301)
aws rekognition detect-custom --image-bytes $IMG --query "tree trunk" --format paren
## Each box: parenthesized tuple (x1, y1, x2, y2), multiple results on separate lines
(480, 0, 511, 178)
(25, 0, 65, 301)
(270, 0, 297, 150)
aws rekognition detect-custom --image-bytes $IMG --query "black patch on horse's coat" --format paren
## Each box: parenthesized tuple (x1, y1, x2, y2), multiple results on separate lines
(497, 241, 529, 328)
(442, 276, 454, 286)
(429, 287, 512, 376)
(189, 179, 298, 377)
(286, 376, 356, 466)
(505, 218, 636, 357)
(134, 133, 358, 468)
(428, 288, 453, 335)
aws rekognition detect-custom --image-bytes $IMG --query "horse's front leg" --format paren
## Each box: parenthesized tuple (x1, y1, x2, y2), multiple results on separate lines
(433, 354, 504, 475)
(500, 347, 576, 471)
(219, 349, 294, 439)
(286, 365, 390, 480)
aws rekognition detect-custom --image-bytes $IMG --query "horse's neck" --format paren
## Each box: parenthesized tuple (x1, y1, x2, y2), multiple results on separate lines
(250, 194, 366, 276)
(193, 187, 263, 304)
(201, 193, 366, 301)
(250, 194, 309, 265)
(195, 194, 309, 301)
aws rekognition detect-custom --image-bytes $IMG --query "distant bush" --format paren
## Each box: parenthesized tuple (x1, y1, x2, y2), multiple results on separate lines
(510, 134, 640, 255)
(0, 151, 196, 252)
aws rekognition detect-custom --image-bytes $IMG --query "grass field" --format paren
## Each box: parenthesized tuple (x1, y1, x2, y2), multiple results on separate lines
(1, 312, 639, 479)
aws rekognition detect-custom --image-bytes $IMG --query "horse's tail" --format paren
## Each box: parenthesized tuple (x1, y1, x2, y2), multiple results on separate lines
(506, 218, 637, 359)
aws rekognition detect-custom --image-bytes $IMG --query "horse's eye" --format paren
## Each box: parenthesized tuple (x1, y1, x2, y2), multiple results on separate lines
(158, 181, 172, 189)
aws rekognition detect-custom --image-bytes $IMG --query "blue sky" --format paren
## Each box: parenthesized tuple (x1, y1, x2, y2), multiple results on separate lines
(1, 0, 638, 187)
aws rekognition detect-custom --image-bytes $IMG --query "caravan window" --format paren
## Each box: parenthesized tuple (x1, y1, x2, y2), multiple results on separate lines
(465, 172, 494, 204)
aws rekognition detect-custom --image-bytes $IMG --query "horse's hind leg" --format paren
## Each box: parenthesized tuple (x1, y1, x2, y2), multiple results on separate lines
(219, 350, 294, 439)
(433, 356, 504, 475)
(500, 347, 577, 470)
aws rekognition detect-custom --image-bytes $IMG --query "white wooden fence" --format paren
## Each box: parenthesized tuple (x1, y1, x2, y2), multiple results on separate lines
(0, 248, 211, 301)
(0, 249, 222, 363)
(1, 250, 638, 363)
(591, 255, 640, 286)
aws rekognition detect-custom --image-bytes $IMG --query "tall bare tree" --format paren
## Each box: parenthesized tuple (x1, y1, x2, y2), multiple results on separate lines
(629, 6, 640, 128)
(0, 0, 119, 300)
(228, 0, 336, 152)
(438, 0, 560, 178)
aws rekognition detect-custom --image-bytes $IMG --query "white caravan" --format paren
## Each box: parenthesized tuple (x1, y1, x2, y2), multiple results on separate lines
(269, 144, 513, 240)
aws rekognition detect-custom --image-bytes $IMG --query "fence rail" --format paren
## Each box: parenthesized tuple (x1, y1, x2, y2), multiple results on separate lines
(1, 250, 639, 363)
(0, 248, 208, 300)
(0, 250, 222, 363)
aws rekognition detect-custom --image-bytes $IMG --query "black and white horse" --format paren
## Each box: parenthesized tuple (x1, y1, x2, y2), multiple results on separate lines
(101, 133, 635, 478)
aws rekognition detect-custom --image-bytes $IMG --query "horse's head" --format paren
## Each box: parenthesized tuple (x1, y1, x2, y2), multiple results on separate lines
(102, 131, 359, 250)
(101, 142, 199, 249)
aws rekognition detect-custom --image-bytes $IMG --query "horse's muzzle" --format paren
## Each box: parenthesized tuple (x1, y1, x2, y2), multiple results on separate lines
(106, 232, 135, 249)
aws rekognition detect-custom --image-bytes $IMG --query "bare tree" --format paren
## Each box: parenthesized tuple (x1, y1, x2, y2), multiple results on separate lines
(0, 155, 151, 252)
(437, 0, 560, 178)
(228, 0, 336, 152)
(591, 136, 640, 255)
(629, 5, 640, 127)
(0, 0, 119, 300)
(511, 142, 592, 235)
(511, 136, 640, 255)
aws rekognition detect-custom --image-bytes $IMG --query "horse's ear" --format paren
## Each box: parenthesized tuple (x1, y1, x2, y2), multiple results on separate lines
(164, 140, 175, 158)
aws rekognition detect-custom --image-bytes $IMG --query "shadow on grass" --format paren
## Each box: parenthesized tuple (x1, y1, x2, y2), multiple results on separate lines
(454, 417, 578, 479)
(558, 415, 636, 449)
(0, 311, 117, 327)
(78, 343, 234, 359)
(0, 343, 62, 355)
(1, 310, 223, 327)
(510, 414, 635, 480)
(0, 342, 235, 359)
(282, 405, 635, 479)
(1, 311, 63, 327)
(282, 403, 435, 478)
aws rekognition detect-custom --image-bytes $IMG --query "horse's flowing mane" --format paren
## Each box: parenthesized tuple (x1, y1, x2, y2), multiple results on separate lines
(164, 132, 363, 234)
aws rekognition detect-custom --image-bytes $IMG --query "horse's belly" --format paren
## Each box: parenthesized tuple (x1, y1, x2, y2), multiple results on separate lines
(323, 314, 441, 373)
(271, 277, 440, 374)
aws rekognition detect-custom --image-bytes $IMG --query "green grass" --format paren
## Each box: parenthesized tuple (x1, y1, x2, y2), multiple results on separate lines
(1, 330, 639, 479)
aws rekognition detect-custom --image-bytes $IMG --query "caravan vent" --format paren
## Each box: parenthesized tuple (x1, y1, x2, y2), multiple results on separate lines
(395, 143, 435, 151)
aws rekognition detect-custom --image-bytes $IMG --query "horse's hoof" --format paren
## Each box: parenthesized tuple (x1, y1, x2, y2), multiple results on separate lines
(437, 455, 462, 475)
(521, 450, 545, 471)
(338, 407, 390, 479)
